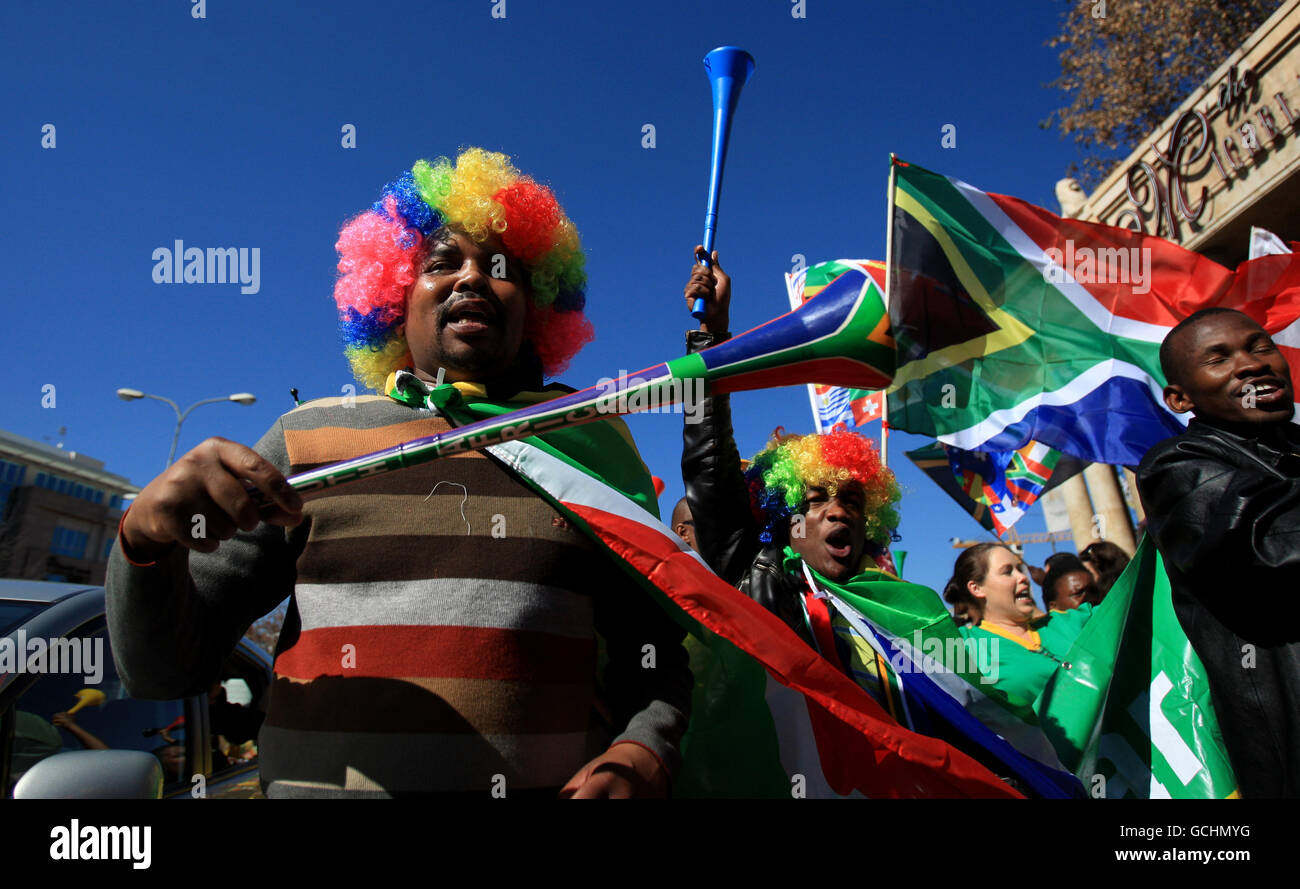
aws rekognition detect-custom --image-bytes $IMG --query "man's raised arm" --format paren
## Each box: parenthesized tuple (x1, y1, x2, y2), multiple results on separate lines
(106, 423, 304, 699)
(680, 248, 762, 583)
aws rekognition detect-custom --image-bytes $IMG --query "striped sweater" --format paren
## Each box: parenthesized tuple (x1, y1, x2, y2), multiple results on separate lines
(106, 387, 691, 797)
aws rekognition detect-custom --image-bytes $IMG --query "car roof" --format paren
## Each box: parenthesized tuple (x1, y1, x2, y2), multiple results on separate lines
(0, 579, 103, 605)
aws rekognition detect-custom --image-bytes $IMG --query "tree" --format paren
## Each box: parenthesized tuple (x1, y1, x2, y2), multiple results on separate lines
(1046, 0, 1282, 188)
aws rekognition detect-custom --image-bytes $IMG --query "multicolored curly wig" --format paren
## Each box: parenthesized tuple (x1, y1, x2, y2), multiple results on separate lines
(334, 148, 593, 391)
(745, 428, 900, 547)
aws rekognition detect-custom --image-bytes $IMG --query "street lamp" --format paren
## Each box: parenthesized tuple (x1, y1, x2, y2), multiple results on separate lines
(116, 389, 258, 467)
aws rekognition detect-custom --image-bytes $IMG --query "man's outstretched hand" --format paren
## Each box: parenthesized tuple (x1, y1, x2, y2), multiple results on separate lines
(120, 437, 303, 562)
(683, 246, 731, 337)
(559, 742, 669, 799)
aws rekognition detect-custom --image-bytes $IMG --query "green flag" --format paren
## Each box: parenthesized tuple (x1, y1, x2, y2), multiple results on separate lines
(1036, 537, 1238, 798)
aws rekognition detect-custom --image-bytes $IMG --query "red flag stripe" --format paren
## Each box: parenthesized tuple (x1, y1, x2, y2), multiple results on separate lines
(984, 192, 1231, 327)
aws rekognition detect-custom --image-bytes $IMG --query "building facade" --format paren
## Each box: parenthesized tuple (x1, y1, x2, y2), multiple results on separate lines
(0, 429, 139, 585)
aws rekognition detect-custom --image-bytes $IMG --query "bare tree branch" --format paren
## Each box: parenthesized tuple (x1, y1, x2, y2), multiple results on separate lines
(1046, 0, 1281, 188)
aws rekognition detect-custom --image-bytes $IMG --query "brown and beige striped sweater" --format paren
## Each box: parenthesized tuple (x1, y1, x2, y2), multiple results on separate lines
(106, 389, 691, 797)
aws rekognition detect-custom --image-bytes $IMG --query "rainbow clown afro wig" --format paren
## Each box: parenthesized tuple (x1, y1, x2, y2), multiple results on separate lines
(334, 148, 592, 391)
(745, 428, 900, 548)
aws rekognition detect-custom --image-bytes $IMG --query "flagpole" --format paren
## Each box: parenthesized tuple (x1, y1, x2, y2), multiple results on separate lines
(807, 389, 825, 434)
(785, 269, 825, 433)
(881, 155, 898, 468)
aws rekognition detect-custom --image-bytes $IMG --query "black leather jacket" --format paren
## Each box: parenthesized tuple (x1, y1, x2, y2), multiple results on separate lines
(681, 331, 813, 645)
(1137, 417, 1300, 798)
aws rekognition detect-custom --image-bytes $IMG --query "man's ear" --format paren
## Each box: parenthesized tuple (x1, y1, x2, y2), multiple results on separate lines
(1163, 383, 1195, 415)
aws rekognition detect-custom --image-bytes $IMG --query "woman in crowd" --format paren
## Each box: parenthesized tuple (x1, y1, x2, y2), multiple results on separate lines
(948, 543, 1093, 705)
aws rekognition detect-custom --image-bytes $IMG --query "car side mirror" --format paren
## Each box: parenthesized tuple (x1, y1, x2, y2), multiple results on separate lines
(13, 750, 164, 799)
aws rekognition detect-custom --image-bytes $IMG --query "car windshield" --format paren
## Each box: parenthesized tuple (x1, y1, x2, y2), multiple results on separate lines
(0, 601, 45, 636)
(9, 626, 190, 795)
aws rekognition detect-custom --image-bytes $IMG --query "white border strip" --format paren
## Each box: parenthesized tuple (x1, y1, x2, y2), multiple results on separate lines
(487, 440, 712, 573)
(937, 359, 1186, 450)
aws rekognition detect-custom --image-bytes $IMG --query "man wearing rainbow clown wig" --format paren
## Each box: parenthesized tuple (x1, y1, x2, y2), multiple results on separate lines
(108, 148, 692, 798)
(681, 256, 902, 646)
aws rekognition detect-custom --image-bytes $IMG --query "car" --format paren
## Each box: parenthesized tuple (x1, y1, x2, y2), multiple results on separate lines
(0, 579, 272, 799)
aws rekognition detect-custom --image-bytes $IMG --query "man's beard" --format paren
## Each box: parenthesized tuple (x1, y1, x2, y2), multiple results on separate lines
(434, 332, 501, 376)
(427, 314, 543, 391)
(431, 296, 504, 375)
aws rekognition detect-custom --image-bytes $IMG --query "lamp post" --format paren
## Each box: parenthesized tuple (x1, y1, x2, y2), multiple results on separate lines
(116, 389, 257, 468)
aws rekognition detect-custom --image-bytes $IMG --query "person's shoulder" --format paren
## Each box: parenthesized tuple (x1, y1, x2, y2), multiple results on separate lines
(1137, 427, 1195, 468)
(1137, 422, 1235, 481)
(287, 391, 394, 412)
(1047, 602, 1093, 630)
(279, 392, 403, 424)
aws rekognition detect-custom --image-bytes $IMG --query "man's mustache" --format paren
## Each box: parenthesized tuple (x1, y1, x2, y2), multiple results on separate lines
(438, 292, 500, 328)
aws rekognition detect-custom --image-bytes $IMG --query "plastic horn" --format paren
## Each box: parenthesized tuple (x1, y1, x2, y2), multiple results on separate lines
(691, 46, 755, 320)
(250, 264, 894, 507)
(67, 688, 106, 715)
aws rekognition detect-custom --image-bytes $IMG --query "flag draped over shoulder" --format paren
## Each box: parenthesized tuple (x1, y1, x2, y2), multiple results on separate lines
(491, 441, 1021, 798)
(1036, 538, 1238, 798)
(905, 439, 1085, 536)
(785, 260, 887, 432)
(886, 158, 1300, 466)
(786, 550, 1086, 798)
(417, 381, 1019, 797)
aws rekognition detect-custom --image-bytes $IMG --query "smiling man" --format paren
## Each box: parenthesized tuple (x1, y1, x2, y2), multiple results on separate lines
(107, 149, 692, 799)
(1137, 307, 1300, 799)
(679, 250, 900, 643)
(408, 229, 530, 382)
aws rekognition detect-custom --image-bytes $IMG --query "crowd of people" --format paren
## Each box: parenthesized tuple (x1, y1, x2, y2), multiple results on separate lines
(103, 148, 1298, 798)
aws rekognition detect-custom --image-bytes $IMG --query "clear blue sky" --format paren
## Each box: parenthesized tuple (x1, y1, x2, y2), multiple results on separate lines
(1, 0, 1105, 603)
